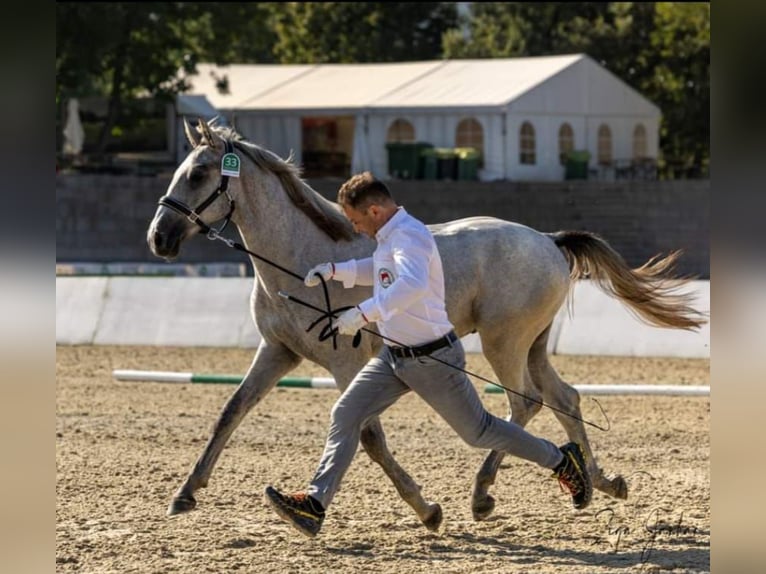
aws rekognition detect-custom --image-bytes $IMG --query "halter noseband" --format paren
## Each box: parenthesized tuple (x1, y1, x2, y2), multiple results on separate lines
(159, 139, 236, 238)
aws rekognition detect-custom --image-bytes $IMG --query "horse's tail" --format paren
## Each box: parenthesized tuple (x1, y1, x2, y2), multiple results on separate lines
(547, 230, 707, 331)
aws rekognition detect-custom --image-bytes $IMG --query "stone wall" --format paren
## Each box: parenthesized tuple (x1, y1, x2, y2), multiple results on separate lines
(56, 174, 709, 277)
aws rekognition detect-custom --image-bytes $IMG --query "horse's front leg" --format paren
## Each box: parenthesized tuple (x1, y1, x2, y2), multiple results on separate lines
(167, 341, 301, 516)
(360, 417, 443, 531)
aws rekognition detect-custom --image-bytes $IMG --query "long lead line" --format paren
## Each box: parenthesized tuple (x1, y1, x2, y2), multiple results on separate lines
(278, 290, 611, 432)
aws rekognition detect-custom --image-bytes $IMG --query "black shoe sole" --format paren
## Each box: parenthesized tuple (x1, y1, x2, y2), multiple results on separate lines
(264, 487, 322, 538)
(565, 445, 592, 510)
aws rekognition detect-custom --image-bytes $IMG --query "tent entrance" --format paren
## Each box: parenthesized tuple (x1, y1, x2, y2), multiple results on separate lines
(301, 116, 354, 178)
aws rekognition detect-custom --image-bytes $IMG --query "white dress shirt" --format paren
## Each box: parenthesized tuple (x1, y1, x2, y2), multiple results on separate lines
(333, 207, 454, 346)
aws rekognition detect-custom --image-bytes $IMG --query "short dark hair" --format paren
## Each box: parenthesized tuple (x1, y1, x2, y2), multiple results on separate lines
(337, 172, 394, 210)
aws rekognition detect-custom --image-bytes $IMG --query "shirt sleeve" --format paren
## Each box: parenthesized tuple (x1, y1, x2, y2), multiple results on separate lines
(358, 229, 431, 322)
(333, 258, 374, 288)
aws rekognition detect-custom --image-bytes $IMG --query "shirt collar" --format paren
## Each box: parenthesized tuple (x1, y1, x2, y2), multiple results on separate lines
(375, 206, 407, 243)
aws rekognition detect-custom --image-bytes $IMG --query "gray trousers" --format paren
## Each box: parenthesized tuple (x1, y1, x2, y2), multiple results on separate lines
(307, 339, 563, 509)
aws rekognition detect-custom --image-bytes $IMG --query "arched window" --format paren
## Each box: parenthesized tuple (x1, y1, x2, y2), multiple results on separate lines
(455, 118, 484, 167)
(455, 118, 484, 160)
(386, 119, 415, 143)
(519, 121, 536, 165)
(633, 123, 647, 159)
(597, 124, 612, 165)
(558, 123, 574, 165)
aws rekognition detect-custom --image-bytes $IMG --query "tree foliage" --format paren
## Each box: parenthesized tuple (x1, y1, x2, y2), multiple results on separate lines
(268, 3, 458, 63)
(647, 3, 710, 177)
(56, 3, 276, 153)
(443, 3, 611, 58)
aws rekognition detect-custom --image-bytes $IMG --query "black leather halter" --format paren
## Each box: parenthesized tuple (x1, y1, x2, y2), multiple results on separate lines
(159, 139, 236, 238)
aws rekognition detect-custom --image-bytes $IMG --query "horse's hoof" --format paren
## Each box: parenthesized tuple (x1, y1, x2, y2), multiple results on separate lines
(422, 503, 443, 532)
(167, 495, 197, 516)
(611, 475, 629, 500)
(471, 494, 496, 521)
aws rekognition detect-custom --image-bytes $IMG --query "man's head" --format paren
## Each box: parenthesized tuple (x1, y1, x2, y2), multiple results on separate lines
(337, 172, 398, 238)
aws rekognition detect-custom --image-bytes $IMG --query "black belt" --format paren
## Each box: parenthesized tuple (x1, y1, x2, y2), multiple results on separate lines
(388, 331, 458, 359)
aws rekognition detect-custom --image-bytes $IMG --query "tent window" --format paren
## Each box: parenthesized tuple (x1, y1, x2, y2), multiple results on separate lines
(455, 118, 484, 159)
(633, 123, 647, 159)
(519, 121, 536, 165)
(558, 123, 574, 165)
(597, 124, 612, 165)
(386, 119, 415, 143)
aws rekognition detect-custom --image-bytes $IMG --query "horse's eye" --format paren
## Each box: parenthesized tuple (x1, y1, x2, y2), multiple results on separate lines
(189, 168, 206, 185)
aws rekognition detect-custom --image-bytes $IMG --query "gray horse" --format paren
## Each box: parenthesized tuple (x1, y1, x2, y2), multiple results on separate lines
(147, 120, 705, 530)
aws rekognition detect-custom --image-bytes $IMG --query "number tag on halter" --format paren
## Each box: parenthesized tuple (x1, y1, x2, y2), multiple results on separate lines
(221, 153, 241, 177)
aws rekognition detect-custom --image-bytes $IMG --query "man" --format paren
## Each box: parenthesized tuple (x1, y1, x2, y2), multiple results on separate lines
(264, 172, 591, 537)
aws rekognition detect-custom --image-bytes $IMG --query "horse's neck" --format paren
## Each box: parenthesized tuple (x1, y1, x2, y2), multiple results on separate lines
(232, 178, 360, 291)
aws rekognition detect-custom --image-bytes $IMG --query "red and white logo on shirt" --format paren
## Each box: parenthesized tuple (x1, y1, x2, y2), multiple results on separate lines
(378, 268, 395, 288)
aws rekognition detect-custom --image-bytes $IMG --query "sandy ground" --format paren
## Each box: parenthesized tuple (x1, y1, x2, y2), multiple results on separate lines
(56, 346, 709, 573)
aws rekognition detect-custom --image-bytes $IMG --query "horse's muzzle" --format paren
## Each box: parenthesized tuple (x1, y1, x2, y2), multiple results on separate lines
(148, 228, 180, 259)
(147, 213, 188, 260)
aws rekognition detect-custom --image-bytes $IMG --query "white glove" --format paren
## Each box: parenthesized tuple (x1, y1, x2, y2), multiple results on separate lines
(335, 306, 368, 336)
(304, 262, 335, 287)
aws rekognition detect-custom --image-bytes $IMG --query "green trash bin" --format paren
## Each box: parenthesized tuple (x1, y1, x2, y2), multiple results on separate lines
(565, 150, 591, 180)
(421, 147, 460, 179)
(412, 142, 434, 179)
(386, 142, 433, 179)
(420, 147, 439, 180)
(437, 148, 458, 180)
(455, 147, 480, 181)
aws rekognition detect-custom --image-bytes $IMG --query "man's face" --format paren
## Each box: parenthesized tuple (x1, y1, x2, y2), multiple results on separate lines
(342, 203, 379, 239)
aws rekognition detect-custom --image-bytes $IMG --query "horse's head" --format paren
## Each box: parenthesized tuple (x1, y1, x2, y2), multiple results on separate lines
(147, 118, 242, 260)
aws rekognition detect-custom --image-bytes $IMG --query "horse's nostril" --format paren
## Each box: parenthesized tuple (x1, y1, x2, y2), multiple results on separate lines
(150, 229, 169, 252)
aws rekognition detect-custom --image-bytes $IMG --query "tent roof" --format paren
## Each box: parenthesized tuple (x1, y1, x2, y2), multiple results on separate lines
(186, 63, 315, 109)
(175, 94, 221, 118)
(241, 61, 443, 111)
(371, 54, 581, 109)
(183, 54, 657, 114)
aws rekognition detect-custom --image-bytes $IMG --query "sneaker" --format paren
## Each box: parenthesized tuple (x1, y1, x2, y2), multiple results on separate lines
(264, 486, 325, 537)
(552, 442, 593, 510)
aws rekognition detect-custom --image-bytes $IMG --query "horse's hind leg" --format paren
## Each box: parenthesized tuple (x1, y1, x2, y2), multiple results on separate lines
(472, 332, 542, 520)
(527, 332, 629, 501)
(167, 341, 301, 516)
(360, 417, 443, 531)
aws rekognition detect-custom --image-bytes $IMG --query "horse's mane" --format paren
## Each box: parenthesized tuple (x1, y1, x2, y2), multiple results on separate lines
(212, 126, 354, 242)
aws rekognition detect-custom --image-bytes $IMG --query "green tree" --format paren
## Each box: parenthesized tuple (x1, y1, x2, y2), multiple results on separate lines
(443, 3, 611, 58)
(442, 3, 525, 58)
(56, 3, 277, 155)
(201, 3, 279, 64)
(268, 2, 458, 63)
(646, 3, 710, 178)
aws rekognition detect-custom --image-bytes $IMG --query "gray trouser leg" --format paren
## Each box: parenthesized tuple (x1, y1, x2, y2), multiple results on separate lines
(395, 341, 563, 469)
(307, 351, 409, 509)
(307, 341, 563, 511)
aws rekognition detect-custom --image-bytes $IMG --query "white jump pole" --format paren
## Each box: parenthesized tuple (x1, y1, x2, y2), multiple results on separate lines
(484, 383, 709, 396)
(113, 369, 336, 389)
(113, 369, 708, 396)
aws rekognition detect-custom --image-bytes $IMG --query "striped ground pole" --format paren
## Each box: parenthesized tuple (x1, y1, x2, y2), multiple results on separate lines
(484, 383, 709, 396)
(113, 370, 708, 396)
(112, 370, 336, 389)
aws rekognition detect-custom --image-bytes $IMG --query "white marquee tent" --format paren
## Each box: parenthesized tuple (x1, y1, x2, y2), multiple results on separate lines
(177, 54, 660, 181)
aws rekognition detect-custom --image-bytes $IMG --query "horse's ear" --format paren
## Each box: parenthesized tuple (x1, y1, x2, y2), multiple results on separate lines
(183, 117, 200, 149)
(197, 117, 222, 150)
